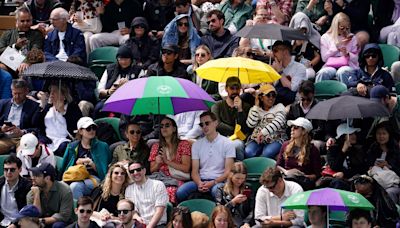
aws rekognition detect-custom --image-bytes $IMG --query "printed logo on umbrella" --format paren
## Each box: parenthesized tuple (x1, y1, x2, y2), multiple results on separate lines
(347, 195, 360, 204)
(292, 193, 305, 203)
(157, 85, 172, 94)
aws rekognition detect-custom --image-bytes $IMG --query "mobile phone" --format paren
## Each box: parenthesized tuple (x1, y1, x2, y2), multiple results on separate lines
(18, 31, 26, 38)
(151, 30, 158, 36)
(4, 121, 13, 127)
(376, 158, 385, 163)
(243, 188, 251, 198)
(256, 219, 264, 223)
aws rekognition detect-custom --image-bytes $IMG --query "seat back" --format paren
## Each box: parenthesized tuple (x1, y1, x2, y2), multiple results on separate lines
(94, 117, 123, 141)
(314, 80, 347, 100)
(378, 44, 400, 68)
(90, 64, 107, 79)
(0, 155, 8, 176)
(178, 199, 216, 217)
(88, 46, 119, 66)
(243, 157, 276, 175)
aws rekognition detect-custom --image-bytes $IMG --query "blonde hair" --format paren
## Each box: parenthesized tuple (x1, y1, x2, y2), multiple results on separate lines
(101, 164, 130, 201)
(193, 45, 213, 70)
(327, 12, 351, 46)
(223, 162, 247, 195)
(283, 129, 311, 166)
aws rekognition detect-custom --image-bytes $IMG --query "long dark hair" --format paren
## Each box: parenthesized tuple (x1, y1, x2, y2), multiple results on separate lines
(167, 206, 193, 228)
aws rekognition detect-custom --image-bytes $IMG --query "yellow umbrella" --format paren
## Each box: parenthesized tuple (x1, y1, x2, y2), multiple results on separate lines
(195, 57, 281, 84)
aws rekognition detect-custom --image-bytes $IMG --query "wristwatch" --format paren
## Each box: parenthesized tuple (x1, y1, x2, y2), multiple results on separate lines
(40, 218, 46, 226)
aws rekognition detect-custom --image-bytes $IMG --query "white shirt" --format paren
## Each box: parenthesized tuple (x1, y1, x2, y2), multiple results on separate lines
(254, 180, 304, 227)
(55, 31, 68, 61)
(171, 111, 203, 140)
(0, 180, 19, 226)
(192, 134, 236, 180)
(125, 178, 169, 225)
(17, 144, 56, 176)
(44, 105, 70, 151)
(281, 59, 307, 92)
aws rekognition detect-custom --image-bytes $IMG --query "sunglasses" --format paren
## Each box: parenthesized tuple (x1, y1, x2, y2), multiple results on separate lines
(364, 54, 378, 59)
(354, 175, 373, 185)
(161, 50, 174, 55)
(117, 209, 132, 215)
(176, 206, 190, 213)
(195, 53, 206, 58)
(206, 18, 217, 25)
(199, 121, 212, 128)
(261, 92, 277, 98)
(300, 97, 313, 102)
(79, 209, 93, 214)
(292, 125, 303, 130)
(129, 167, 143, 174)
(160, 123, 171, 129)
(85, 125, 97, 132)
(113, 171, 126, 176)
(246, 51, 255, 57)
(177, 22, 189, 27)
(129, 130, 142, 135)
(264, 181, 277, 190)
(4, 168, 16, 173)
(134, 25, 144, 29)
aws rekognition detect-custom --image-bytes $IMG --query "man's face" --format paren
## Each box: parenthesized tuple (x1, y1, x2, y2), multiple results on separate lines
(175, 3, 190, 14)
(11, 86, 28, 105)
(199, 115, 217, 136)
(264, 178, 283, 196)
(272, 47, 285, 62)
(16, 12, 32, 32)
(4, 163, 20, 183)
(226, 85, 240, 100)
(161, 49, 178, 65)
(352, 217, 371, 228)
(76, 204, 93, 223)
(117, 201, 134, 224)
(299, 92, 314, 108)
(207, 14, 223, 33)
(128, 163, 145, 183)
(31, 174, 46, 188)
(50, 12, 66, 31)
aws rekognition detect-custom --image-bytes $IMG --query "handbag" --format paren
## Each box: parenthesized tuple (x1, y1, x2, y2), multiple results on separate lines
(321, 165, 337, 177)
(168, 166, 190, 181)
(63, 164, 98, 186)
(325, 56, 349, 69)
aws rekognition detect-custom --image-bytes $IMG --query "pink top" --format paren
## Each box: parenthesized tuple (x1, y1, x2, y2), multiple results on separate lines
(320, 32, 359, 69)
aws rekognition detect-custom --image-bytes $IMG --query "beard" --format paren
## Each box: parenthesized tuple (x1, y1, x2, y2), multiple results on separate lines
(229, 94, 239, 100)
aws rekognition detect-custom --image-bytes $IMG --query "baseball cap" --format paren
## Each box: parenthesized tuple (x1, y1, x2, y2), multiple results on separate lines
(370, 85, 389, 102)
(259, 84, 276, 95)
(20, 133, 38, 156)
(77, 117, 96, 130)
(28, 162, 56, 177)
(226, 77, 241, 88)
(14, 205, 40, 220)
(162, 44, 179, 53)
(287, 117, 313, 132)
(336, 123, 361, 139)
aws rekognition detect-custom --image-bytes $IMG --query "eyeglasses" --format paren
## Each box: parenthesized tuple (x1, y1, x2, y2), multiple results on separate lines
(263, 92, 277, 98)
(364, 54, 378, 59)
(79, 209, 93, 214)
(129, 167, 143, 174)
(117, 209, 132, 215)
(264, 181, 277, 190)
(113, 171, 126, 176)
(195, 53, 206, 58)
(4, 168, 16, 173)
(300, 97, 313, 102)
(129, 130, 142, 135)
(85, 125, 97, 132)
(177, 22, 189, 27)
(160, 123, 171, 129)
(292, 125, 303, 130)
(161, 50, 174, 55)
(206, 18, 217, 25)
(199, 121, 212, 128)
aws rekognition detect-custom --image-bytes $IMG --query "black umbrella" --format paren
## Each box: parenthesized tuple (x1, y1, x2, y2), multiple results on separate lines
(235, 24, 308, 40)
(20, 60, 97, 81)
(305, 95, 389, 120)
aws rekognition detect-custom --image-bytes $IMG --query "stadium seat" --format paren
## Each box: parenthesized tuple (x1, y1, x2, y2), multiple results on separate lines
(314, 80, 347, 100)
(0, 155, 8, 176)
(94, 117, 123, 141)
(178, 199, 216, 217)
(243, 157, 276, 197)
(88, 46, 119, 66)
(378, 44, 400, 69)
(90, 64, 107, 80)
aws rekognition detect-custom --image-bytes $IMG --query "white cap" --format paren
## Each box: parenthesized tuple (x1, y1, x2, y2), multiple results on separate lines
(76, 117, 96, 130)
(336, 123, 361, 139)
(20, 133, 38, 156)
(287, 117, 313, 132)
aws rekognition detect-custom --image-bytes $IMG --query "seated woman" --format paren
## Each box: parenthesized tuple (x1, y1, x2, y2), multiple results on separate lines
(277, 117, 321, 190)
(245, 84, 287, 159)
(209, 205, 236, 228)
(215, 162, 254, 228)
(112, 120, 150, 171)
(162, 14, 201, 65)
(166, 206, 193, 228)
(315, 13, 359, 87)
(35, 81, 82, 156)
(91, 163, 130, 222)
(149, 117, 191, 204)
(366, 121, 400, 204)
(61, 117, 111, 200)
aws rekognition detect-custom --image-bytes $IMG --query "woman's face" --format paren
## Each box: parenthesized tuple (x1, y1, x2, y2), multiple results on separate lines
(260, 92, 276, 109)
(364, 52, 379, 67)
(111, 167, 126, 186)
(195, 49, 210, 65)
(177, 18, 189, 34)
(126, 124, 142, 144)
(376, 128, 389, 145)
(231, 173, 246, 188)
(172, 214, 183, 228)
(160, 119, 176, 139)
(338, 20, 351, 37)
(348, 133, 357, 144)
(133, 24, 145, 37)
(118, 57, 132, 69)
(290, 125, 305, 139)
(254, 8, 268, 24)
(214, 212, 229, 228)
(49, 85, 65, 104)
(79, 125, 97, 140)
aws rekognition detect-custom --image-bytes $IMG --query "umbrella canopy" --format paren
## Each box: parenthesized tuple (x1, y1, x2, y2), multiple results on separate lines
(195, 57, 281, 84)
(103, 76, 215, 115)
(235, 24, 308, 40)
(20, 60, 97, 81)
(305, 95, 390, 120)
(281, 188, 374, 211)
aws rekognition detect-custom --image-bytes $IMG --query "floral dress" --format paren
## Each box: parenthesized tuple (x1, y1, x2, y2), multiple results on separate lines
(149, 140, 191, 203)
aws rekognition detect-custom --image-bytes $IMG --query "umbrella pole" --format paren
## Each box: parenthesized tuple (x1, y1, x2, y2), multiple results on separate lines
(326, 206, 329, 228)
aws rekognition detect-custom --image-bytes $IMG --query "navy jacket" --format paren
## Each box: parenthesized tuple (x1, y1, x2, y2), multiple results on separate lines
(44, 23, 86, 62)
(0, 176, 32, 221)
(0, 98, 39, 132)
(201, 28, 239, 59)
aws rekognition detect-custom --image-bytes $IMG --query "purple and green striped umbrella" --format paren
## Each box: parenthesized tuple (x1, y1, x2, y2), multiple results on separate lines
(281, 188, 374, 211)
(103, 76, 215, 115)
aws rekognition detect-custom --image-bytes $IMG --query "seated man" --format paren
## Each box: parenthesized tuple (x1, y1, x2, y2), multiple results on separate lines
(0, 155, 32, 227)
(176, 111, 235, 202)
(0, 79, 39, 154)
(0, 7, 44, 73)
(27, 163, 74, 227)
(172, 110, 203, 141)
(125, 160, 169, 227)
(116, 199, 137, 228)
(25, 0, 62, 33)
(218, 0, 252, 34)
(17, 133, 55, 177)
(255, 167, 304, 227)
(66, 196, 100, 228)
(44, 7, 86, 62)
